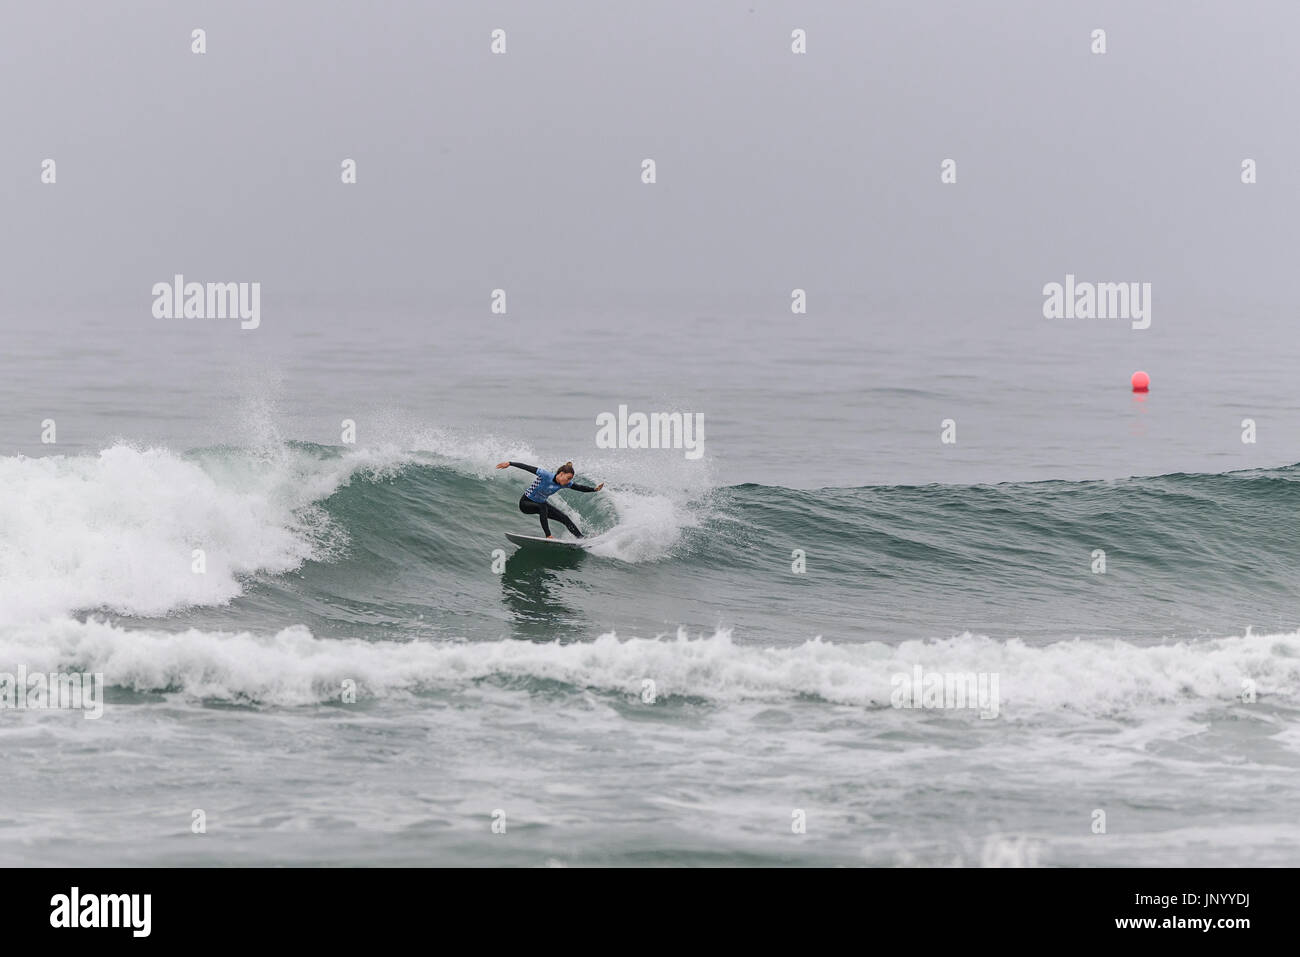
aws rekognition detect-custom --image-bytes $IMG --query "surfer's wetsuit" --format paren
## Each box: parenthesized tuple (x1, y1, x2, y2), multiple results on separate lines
(506, 462, 597, 537)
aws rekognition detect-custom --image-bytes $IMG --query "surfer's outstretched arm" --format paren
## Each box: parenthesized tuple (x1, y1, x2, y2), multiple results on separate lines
(569, 481, 604, 492)
(495, 461, 537, 474)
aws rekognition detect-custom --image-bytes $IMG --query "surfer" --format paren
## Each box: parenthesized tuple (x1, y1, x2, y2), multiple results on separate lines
(495, 460, 604, 539)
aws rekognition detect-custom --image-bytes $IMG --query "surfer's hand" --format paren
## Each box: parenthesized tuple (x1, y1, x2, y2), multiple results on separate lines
(595, 483, 605, 491)
(495, 461, 509, 469)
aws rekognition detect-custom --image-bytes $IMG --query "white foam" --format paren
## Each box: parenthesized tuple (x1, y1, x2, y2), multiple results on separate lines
(4, 619, 1296, 716)
(584, 488, 698, 561)
(556, 448, 713, 561)
(0, 443, 414, 622)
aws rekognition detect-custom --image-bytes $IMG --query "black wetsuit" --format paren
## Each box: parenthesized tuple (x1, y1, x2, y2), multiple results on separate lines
(506, 462, 598, 537)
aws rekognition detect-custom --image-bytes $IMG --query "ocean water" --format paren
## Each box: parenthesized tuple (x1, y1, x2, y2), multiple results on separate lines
(3, 305, 1299, 867)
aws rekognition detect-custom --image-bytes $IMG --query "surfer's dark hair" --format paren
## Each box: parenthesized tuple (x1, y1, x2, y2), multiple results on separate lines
(557, 461, 575, 475)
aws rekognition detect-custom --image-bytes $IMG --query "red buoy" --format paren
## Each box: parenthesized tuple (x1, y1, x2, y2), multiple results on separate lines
(1131, 370, 1150, 392)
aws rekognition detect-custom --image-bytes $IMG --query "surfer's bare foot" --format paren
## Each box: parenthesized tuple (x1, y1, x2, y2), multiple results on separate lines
(546, 536, 555, 540)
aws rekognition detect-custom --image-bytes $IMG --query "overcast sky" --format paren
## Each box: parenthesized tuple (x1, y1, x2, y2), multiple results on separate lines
(2, 0, 1295, 320)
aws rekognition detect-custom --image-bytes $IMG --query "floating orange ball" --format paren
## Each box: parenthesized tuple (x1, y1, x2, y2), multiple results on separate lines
(1131, 370, 1150, 392)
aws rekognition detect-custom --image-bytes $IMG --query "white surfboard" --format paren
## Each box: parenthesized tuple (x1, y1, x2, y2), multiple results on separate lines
(505, 532, 590, 550)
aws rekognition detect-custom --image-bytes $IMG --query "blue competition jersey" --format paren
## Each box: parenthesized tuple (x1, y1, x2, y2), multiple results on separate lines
(524, 468, 565, 503)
